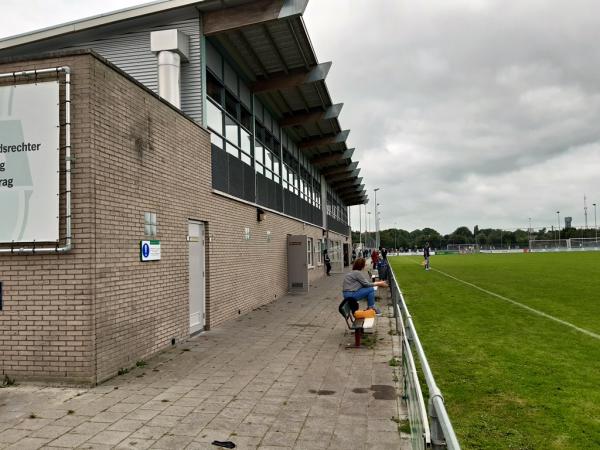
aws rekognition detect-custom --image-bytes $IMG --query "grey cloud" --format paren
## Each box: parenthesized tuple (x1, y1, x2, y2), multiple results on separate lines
(1, 1, 598, 234)
(305, 0, 600, 233)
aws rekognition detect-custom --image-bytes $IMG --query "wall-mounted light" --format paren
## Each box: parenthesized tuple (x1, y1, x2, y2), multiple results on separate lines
(257, 208, 265, 222)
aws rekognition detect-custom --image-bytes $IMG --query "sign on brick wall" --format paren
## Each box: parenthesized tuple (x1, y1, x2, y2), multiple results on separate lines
(0, 81, 59, 243)
(140, 240, 161, 261)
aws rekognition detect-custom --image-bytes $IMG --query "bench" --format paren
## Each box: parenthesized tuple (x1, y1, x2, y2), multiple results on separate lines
(338, 298, 375, 348)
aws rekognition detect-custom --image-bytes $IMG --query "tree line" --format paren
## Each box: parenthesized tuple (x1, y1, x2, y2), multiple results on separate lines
(352, 226, 600, 250)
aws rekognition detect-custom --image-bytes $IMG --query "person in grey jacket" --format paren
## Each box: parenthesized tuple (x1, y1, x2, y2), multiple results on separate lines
(342, 258, 388, 314)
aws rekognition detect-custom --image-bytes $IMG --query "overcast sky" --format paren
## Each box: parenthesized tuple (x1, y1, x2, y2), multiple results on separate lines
(1, 0, 599, 234)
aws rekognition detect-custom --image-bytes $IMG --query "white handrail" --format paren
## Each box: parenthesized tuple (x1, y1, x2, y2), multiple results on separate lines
(390, 268, 461, 450)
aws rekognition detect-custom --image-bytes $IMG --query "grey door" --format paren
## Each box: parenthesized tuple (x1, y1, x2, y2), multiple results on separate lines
(188, 221, 205, 334)
(288, 235, 309, 292)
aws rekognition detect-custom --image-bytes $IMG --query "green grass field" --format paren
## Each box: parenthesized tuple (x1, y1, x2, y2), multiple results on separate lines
(389, 252, 600, 450)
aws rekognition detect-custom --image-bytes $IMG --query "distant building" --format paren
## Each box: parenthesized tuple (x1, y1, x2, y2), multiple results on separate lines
(565, 217, 572, 228)
(0, 0, 366, 384)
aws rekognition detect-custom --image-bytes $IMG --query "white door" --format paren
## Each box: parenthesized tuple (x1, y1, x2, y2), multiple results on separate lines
(188, 221, 205, 334)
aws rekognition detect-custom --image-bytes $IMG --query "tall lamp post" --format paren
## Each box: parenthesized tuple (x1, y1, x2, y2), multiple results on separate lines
(557, 211, 561, 243)
(528, 217, 532, 247)
(374, 188, 380, 249)
(358, 205, 362, 249)
(593, 203, 597, 241)
(364, 201, 368, 249)
(367, 211, 372, 249)
(376, 203, 382, 249)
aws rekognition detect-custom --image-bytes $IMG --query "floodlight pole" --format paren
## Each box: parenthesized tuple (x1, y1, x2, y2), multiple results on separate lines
(593, 203, 597, 241)
(367, 211, 371, 249)
(374, 188, 380, 249)
(358, 204, 362, 249)
(528, 217, 532, 248)
(557, 211, 561, 243)
(364, 202, 368, 249)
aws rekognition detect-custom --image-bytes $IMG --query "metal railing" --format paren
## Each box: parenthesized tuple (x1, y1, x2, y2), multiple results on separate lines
(389, 267, 461, 450)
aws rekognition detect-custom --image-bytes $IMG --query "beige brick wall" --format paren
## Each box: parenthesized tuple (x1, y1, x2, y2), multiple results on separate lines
(0, 55, 96, 384)
(0, 52, 348, 384)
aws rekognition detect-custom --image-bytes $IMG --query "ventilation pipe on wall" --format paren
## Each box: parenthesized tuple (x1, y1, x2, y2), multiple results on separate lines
(150, 30, 190, 109)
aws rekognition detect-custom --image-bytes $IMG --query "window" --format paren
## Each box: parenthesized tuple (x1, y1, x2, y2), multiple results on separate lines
(144, 212, 157, 237)
(240, 128, 252, 154)
(254, 117, 281, 184)
(255, 142, 264, 165)
(225, 91, 237, 117)
(240, 105, 252, 131)
(307, 237, 314, 267)
(225, 115, 239, 145)
(317, 240, 323, 265)
(207, 57, 251, 166)
(206, 41, 223, 80)
(206, 72, 223, 104)
(207, 100, 223, 135)
(224, 62, 238, 95)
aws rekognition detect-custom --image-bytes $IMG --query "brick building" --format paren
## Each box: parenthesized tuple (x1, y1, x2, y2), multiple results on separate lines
(0, 0, 367, 384)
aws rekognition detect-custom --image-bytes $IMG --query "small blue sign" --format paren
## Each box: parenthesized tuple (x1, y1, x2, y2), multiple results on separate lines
(142, 242, 150, 258)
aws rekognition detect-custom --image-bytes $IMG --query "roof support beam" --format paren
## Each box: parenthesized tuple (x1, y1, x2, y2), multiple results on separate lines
(331, 177, 362, 189)
(346, 197, 369, 206)
(338, 184, 364, 195)
(341, 191, 365, 201)
(311, 148, 354, 166)
(281, 103, 343, 128)
(327, 168, 360, 183)
(322, 161, 359, 177)
(343, 190, 367, 201)
(252, 62, 331, 93)
(299, 129, 349, 150)
(343, 195, 366, 206)
(203, 0, 309, 36)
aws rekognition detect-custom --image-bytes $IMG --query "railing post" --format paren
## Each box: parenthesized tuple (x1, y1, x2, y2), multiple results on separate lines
(428, 390, 447, 449)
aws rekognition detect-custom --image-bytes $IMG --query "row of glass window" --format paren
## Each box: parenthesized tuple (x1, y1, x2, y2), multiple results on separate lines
(207, 73, 323, 209)
(206, 39, 334, 213)
(327, 190, 348, 223)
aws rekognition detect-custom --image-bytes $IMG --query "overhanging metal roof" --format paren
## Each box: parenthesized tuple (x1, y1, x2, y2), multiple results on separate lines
(204, 1, 365, 203)
(0, 0, 366, 204)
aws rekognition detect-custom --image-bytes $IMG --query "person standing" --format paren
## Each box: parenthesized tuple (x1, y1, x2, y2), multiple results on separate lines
(324, 249, 332, 276)
(424, 242, 430, 271)
(371, 248, 379, 270)
(342, 258, 388, 315)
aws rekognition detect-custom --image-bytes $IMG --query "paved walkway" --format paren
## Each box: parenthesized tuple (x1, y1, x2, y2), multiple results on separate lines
(0, 271, 409, 450)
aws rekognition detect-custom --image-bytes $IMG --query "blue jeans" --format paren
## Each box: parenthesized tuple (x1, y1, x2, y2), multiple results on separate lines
(343, 287, 376, 308)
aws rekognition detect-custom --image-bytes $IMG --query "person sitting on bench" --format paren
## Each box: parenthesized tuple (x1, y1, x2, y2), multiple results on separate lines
(342, 257, 388, 315)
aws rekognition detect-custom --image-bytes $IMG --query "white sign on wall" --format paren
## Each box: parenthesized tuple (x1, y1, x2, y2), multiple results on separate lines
(140, 240, 161, 262)
(0, 81, 60, 243)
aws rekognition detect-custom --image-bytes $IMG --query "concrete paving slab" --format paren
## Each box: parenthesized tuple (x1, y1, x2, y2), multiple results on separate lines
(0, 271, 409, 449)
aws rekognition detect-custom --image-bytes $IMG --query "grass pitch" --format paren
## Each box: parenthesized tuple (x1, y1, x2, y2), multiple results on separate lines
(389, 252, 600, 450)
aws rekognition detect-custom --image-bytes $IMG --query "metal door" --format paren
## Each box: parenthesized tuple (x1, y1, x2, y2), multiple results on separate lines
(188, 221, 205, 334)
(288, 235, 309, 292)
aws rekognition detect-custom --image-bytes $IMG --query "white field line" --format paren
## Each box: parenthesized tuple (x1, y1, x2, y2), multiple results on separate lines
(425, 265, 600, 341)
